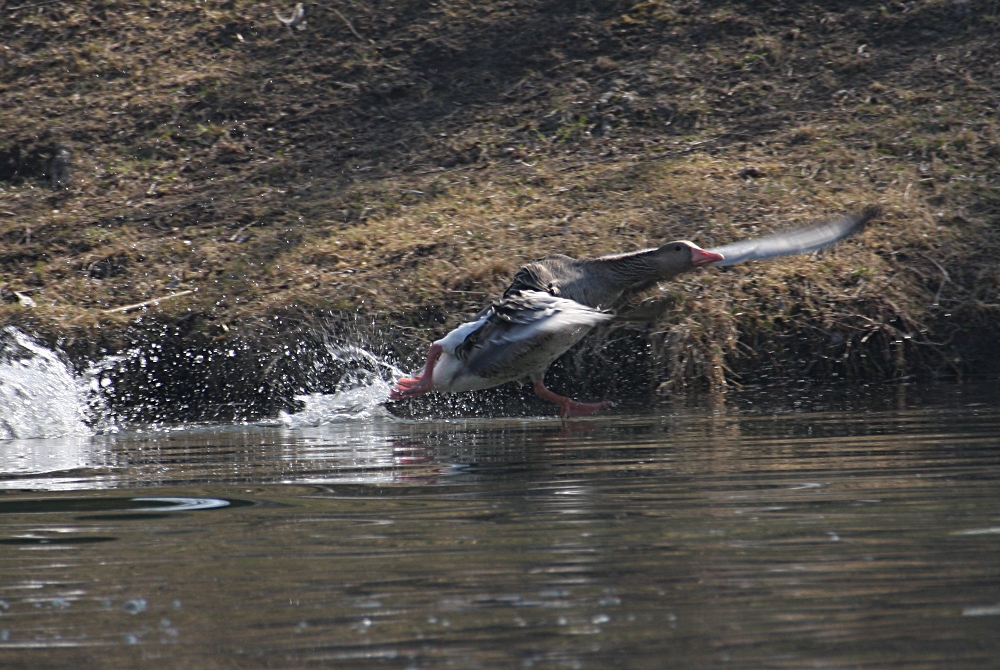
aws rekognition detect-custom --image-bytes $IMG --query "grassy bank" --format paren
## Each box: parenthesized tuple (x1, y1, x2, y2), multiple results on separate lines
(1, 0, 999, 412)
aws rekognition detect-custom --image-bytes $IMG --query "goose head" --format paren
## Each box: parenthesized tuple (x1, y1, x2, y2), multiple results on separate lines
(650, 240, 725, 275)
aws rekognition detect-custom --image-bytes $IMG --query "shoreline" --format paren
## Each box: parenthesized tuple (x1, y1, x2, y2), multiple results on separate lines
(2, 0, 997, 416)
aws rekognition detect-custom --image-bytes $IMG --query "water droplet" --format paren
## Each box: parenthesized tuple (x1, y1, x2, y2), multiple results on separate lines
(123, 598, 147, 615)
(963, 604, 1000, 616)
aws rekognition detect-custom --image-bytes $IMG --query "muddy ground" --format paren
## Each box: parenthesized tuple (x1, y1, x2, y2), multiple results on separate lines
(1, 0, 999, 418)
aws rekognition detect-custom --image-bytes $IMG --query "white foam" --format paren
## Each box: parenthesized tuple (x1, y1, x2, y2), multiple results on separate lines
(0, 329, 93, 440)
(280, 342, 404, 427)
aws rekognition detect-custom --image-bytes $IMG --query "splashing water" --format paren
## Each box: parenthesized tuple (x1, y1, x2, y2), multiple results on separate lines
(280, 343, 404, 427)
(0, 326, 407, 438)
(0, 328, 94, 440)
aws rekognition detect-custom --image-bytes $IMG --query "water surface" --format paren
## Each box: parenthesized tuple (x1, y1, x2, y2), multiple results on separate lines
(1, 385, 999, 669)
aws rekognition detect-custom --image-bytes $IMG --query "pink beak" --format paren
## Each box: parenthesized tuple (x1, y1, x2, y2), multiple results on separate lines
(691, 246, 725, 266)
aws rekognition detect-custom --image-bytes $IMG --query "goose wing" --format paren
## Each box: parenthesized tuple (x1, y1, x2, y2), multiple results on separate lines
(449, 290, 612, 380)
(707, 205, 880, 267)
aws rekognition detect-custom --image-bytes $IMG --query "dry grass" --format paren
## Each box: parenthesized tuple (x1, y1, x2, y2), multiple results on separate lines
(1, 0, 998, 408)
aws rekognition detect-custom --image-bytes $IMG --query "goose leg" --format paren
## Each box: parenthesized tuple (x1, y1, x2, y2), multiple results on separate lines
(532, 379, 610, 419)
(389, 343, 442, 401)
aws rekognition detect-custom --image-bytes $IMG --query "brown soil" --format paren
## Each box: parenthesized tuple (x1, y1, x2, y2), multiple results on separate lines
(1, 0, 999, 416)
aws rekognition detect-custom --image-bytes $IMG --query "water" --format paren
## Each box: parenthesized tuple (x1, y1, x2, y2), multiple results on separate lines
(1, 334, 999, 668)
(0, 329, 93, 440)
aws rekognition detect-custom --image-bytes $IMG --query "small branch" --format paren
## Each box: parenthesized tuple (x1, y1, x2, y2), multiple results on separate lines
(918, 252, 951, 307)
(502, 76, 530, 98)
(103, 290, 194, 314)
(850, 278, 866, 298)
(332, 8, 365, 41)
(6, 0, 61, 10)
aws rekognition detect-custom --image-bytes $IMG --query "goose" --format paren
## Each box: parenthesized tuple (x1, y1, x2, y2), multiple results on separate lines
(389, 205, 880, 418)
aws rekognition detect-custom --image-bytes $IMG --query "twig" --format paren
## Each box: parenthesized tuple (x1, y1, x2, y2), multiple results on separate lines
(519, 89, 548, 104)
(502, 76, 530, 98)
(103, 290, 194, 314)
(332, 7, 365, 41)
(6, 0, 62, 10)
(918, 252, 951, 307)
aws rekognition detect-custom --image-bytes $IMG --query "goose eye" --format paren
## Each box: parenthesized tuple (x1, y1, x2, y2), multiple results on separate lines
(674, 245, 682, 252)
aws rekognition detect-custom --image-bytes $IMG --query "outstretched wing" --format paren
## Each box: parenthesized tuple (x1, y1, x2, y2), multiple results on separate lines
(450, 290, 612, 380)
(707, 205, 880, 267)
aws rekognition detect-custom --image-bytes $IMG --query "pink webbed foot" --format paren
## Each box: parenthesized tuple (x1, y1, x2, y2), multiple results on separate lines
(389, 376, 433, 400)
(389, 344, 443, 402)
(393, 376, 425, 391)
(559, 399, 612, 419)
(532, 380, 612, 419)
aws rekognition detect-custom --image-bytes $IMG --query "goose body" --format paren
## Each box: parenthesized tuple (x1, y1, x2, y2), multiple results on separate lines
(428, 290, 614, 393)
(389, 206, 880, 417)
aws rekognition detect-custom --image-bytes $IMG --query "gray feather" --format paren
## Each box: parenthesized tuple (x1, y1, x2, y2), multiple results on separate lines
(454, 291, 612, 381)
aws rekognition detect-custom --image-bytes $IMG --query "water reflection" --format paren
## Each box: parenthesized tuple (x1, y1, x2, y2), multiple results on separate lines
(0, 384, 998, 667)
(0, 436, 107, 491)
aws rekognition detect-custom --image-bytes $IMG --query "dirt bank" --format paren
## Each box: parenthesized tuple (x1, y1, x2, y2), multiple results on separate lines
(1, 0, 999, 415)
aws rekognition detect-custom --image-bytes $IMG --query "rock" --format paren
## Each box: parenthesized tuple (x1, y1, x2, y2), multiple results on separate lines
(14, 291, 36, 308)
(738, 166, 765, 179)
